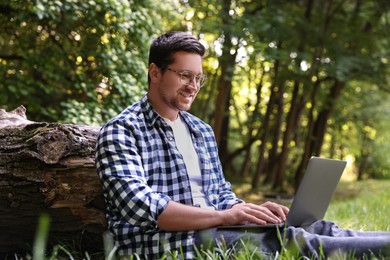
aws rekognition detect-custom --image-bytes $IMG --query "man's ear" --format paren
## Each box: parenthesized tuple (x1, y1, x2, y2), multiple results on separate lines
(149, 63, 160, 82)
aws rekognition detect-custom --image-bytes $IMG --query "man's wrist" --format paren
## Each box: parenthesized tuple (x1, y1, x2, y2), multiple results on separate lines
(232, 201, 245, 208)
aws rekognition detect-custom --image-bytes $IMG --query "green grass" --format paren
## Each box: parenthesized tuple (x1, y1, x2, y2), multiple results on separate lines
(24, 179, 390, 259)
(325, 179, 390, 232)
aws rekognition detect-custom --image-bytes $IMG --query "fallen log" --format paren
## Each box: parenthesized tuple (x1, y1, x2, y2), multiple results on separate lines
(0, 106, 106, 256)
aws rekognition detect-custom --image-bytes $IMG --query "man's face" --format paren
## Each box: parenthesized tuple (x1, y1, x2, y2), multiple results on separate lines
(152, 51, 203, 118)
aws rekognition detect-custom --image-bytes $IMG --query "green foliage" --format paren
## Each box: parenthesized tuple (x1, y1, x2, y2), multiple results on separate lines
(186, 0, 390, 183)
(33, 214, 50, 260)
(0, 0, 176, 124)
(330, 82, 390, 179)
(1, 0, 390, 185)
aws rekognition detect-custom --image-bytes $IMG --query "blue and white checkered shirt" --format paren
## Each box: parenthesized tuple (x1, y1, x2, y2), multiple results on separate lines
(95, 95, 242, 259)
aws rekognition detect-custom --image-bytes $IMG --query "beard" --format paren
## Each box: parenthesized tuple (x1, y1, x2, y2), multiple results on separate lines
(159, 86, 197, 113)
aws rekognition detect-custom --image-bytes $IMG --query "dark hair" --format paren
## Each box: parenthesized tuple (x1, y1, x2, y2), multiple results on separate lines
(148, 31, 205, 84)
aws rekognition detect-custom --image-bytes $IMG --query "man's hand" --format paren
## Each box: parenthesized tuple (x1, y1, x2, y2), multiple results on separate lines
(221, 201, 289, 226)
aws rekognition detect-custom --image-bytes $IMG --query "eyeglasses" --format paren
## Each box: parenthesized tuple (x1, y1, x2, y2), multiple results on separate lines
(167, 68, 207, 88)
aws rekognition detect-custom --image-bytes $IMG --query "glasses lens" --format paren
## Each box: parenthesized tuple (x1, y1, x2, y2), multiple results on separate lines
(180, 71, 193, 85)
(197, 75, 207, 87)
(178, 70, 207, 88)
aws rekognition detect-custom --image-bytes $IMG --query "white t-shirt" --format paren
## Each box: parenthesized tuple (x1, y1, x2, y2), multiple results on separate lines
(164, 116, 215, 210)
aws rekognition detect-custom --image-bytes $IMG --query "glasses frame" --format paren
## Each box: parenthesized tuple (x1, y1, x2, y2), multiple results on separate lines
(166, 67, 207, 88)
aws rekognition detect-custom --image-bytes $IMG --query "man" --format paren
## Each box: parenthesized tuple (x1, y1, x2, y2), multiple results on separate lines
(95, 31, 390, 259)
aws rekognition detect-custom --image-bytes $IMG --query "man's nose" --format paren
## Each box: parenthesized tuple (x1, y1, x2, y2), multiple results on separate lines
(187, 78, 200, 89)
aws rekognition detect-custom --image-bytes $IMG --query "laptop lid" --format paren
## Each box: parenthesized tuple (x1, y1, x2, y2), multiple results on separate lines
(217, 156, 346, 230)
(286, 156, 347, 227)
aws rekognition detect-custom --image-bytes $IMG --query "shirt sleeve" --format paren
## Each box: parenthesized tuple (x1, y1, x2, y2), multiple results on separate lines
(216, 162, 244, 210)
(95, 119, 171, 230)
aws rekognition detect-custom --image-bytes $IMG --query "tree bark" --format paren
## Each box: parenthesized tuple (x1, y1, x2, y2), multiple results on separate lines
(251, 82, 279, 189)
(213, 0, 236, 154)
(294, 77, 321, 189)
(271, 81, 305, 191)
(0, 106, 106, 256)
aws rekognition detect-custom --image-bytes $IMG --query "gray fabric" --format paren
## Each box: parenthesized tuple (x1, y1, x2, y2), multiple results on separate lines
(195, 220, 390, 259)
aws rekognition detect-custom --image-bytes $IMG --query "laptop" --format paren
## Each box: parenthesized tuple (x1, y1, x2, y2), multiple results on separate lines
(218, 156, 347, 229)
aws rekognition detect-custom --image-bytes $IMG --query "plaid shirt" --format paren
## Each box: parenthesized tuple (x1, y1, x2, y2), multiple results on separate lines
(95, 95, 242, 259)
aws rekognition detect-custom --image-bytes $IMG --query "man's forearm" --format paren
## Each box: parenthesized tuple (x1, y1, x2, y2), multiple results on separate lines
(157, 200, 289, 232)
(157, 201, 224, 231)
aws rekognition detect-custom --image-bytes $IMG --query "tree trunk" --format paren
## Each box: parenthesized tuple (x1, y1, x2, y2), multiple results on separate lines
(238, 72, 265, 178)
(264, 81, 285, 184)
(213, 0, 235, 152)
(251, 83, 279, 189)
(311, 80, 345, 156)
(0, 106, 106, 256)
(271, 81, 304, 191)
(294, 78, 321, 189)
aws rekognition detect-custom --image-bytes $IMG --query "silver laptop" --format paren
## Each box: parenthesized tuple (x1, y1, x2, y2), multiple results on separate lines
(218, 156, 347, 229)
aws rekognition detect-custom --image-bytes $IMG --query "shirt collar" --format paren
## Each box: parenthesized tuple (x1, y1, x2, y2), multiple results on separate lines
(140, 94, 160, 127)
(140, 94, 201, 136)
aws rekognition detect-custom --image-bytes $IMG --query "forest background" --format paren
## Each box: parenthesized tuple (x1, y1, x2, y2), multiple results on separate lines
(1, 0, 390, 193)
